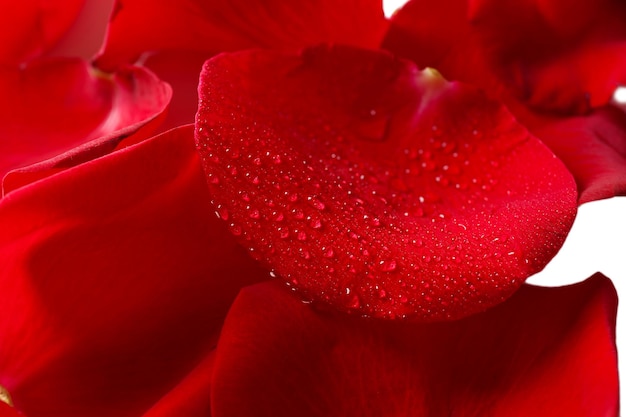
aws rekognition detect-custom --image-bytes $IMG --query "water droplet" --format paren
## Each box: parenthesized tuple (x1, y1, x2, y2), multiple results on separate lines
(348, 294, 361, 309)
(230, 224, 242, 236)
(214, 206, 229, 220)
(308, 197, 326, 210)
(309, 218, 322, 229)
(379, 259, 397, 272)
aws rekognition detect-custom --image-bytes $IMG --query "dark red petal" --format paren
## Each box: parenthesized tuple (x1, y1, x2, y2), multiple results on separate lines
(195, 45, 578, 321)
(141, 351, 214, 417)
(95, 0, 386, 70)
(0, 58, 171, 193)
(0, 126, 267, 417)
(212, 275, 618, 417)
(139, 51, 209, 131)
(0, 1, 83, 65)
(519, 104, 626, 203)
(383, 0, 626, 114)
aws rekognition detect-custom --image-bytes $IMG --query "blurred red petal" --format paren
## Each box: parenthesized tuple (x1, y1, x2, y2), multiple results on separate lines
(195, 45, 577, 320)
(0, 1, 83, 65)
(44, 0, 114, 60)
(212, 274, 618, 416)
(383, 0, 626, 114)
(0, 402, 21, 417)
(0, 126, 267, 416)
(0, 58, 171, 194)
(141, 351, 214, 417)
(140, 51, 208, 130)
(96, 0, 386, 70)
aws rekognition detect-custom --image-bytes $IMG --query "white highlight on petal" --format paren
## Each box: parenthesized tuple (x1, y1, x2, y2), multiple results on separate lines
(383, 0, 410, 17)
(613, 86, 626, 104)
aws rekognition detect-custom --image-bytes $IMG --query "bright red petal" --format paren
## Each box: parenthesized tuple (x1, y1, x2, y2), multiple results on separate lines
(0, 1, 84, 65)
(0, 402, 21, 417)
(195, 45, 578, 321)
(0, 126, 267, 417)
(0, 58, 171, 193)
(212, 275, 618, 417)
(383, 0, 626, 114)
(95, 0, 386, 70)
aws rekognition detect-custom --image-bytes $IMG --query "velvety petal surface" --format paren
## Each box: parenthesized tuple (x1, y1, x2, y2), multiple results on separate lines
(0, 126, 268, 417)
(195, 45, 577, 320)
(0, 402, 21, 417)
(383, 0, 626, 114)
(141, 351, 214, 417)
(0, 1, 84, 65)
(95, 0, 386, 69)
(519, 103, 626, 203)
(138, 51, 209, 130)
(212, 274, 618, 417)
(0, 58, 171, 193)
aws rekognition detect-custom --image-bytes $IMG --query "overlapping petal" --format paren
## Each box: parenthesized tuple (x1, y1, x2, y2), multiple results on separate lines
(96, 0, 387, 69)
(0, 126, 268, 417)
(0, 1, 84, 65)
(0, 58, 171, 194)
(383, 0, 626, 203)
(517, 103, 626, 203)
(94, 0, 387, 129)
(383, 0, 626, 114)
(195, 45, 578, 320)
(211, 274, 618, 417)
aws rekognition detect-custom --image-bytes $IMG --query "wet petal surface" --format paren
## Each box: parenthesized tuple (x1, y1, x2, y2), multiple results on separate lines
(195, 45, 578, 320)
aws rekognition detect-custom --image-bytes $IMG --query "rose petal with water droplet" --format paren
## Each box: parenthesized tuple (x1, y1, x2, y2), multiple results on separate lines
(195, 45, 578, 321)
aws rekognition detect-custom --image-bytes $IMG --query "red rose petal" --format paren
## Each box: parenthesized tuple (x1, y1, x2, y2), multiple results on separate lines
(195, 45, 578, 320)
(0, 58, 171, 193)
(141, 351, 215, 417)
(212, 274, 618, 417)
(139, 51, 209, 130)
(383, 0, 626, 114)
(0, 126, 267, 416)
(44, 1, 114, 61)
(0, 403, 21, 417)
(95, 0, 386, 70)
(0, 1, 83, 65)
(518, 103, 626, 203)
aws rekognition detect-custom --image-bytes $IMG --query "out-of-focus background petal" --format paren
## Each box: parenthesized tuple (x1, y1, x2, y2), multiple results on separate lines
(0, 126, 268, 417)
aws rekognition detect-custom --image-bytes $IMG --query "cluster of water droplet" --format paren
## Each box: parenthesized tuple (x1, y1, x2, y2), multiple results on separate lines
(195, 53, 576, 321)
